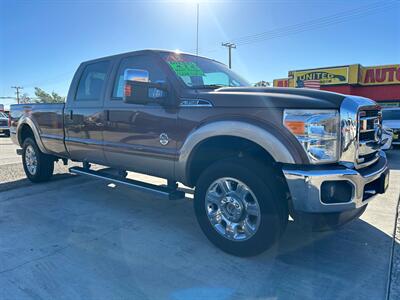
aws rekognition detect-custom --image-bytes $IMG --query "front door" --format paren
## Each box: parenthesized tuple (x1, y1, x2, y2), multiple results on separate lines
(103, 54, 178, 179)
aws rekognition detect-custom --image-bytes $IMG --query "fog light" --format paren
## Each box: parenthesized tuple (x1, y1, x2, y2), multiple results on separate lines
(321, 181, 353, 204)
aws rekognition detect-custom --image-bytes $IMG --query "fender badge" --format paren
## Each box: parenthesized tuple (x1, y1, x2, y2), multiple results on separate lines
(159, 133, 169, 146)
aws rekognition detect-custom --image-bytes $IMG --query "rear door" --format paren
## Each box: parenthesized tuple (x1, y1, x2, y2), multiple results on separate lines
(65, 60, 111, 164)
(103, 54, 178, 179)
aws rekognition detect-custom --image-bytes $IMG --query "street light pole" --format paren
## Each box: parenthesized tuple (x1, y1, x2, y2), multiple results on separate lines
(196, 3, 199, 56)
(221, 42, 236, 69)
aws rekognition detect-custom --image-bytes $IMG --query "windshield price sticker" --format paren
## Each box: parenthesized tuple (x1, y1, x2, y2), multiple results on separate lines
(168, 61, 204, 77)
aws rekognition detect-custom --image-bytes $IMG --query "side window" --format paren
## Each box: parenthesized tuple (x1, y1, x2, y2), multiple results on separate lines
(75, 61, 110, 101)
(203, 72, 229, 86)
(112, 55, 167, 99)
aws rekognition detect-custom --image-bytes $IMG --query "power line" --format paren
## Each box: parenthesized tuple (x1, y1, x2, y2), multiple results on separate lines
(187, 1, 396, 55)
(232, 1, 397, 46)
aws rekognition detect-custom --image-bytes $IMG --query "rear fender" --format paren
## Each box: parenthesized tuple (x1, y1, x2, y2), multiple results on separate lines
(17, 116, 49, 154)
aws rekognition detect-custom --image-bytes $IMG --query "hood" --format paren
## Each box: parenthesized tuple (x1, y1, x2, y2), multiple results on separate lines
(197, 87, 347, 109)
(382, 119, 400, 129)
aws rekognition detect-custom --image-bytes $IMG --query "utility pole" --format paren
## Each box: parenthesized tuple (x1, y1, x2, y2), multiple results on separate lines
(11, 86, 23, 104)
(221, 42, 236, 69)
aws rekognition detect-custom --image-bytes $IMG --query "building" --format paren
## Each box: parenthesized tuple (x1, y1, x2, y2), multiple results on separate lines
(273, 64, 400, 107)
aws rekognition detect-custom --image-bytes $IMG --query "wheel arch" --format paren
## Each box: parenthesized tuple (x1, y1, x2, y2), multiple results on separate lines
(176, 121, 298, 186)
(17, 117, 48, 154)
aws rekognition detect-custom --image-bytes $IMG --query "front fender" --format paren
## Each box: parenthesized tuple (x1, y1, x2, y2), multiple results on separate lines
(175, 120, 299, 185)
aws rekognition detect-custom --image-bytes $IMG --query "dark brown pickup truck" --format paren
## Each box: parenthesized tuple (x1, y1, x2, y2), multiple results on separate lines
(10, 50, 389, 256)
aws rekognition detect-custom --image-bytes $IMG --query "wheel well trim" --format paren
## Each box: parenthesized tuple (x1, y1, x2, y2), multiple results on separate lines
(175, 120, 296, 185)
(17, 117, 48, 154)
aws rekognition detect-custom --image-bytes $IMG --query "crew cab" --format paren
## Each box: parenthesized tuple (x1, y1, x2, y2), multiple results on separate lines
(10, 50, 389, 256)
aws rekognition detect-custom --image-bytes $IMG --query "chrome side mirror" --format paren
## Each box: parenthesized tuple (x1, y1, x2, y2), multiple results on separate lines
(123, 69, 167, 105)
(124, 69, 149, 83)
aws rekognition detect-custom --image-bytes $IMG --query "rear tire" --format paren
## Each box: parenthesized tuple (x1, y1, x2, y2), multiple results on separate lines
(194, 158, 288, 257)
(22, 137, 54, 183)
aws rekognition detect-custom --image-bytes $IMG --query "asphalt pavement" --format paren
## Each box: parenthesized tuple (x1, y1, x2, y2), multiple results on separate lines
(0, 136, 399, 300)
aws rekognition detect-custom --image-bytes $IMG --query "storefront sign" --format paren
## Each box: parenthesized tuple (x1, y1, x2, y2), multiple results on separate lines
(273, 78, 289, 87)
(361, 65, 400, 85)
(291, 67, 349, 86)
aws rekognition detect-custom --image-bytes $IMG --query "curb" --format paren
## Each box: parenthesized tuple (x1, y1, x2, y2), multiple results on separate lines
(387, 193, 400, 300)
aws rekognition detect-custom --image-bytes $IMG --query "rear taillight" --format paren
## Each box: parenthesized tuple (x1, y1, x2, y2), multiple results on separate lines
(8, 114, 11, 127)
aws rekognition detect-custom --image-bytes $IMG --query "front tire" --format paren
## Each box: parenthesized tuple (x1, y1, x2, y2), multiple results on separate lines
(194, 158, 288, 257)
(22, 137, 54, 182)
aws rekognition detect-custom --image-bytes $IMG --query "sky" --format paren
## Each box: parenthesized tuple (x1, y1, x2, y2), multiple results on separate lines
(0, 0, 399, 108)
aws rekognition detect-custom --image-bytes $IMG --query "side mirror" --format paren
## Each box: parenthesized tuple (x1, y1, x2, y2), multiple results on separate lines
(123, 69, 167, 104)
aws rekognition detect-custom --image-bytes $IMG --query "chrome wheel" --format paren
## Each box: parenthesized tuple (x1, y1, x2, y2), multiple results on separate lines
(205, 177, 261, 241)
(25, 145, 38, 175)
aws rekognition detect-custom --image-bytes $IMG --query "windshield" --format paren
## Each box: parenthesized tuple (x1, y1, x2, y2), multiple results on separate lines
(0, 112, 7, 118)
(161, 52, 250, 88)
(382, 109, 400, 120)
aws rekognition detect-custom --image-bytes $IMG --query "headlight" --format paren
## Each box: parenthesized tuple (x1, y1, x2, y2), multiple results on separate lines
(283, 109, 340, 163)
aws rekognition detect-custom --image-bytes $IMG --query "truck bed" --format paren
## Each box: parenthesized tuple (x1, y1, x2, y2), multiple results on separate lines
(10, 103, 68, 157)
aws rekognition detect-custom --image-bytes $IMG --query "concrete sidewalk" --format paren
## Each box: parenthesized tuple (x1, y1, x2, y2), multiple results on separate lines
(0, 160, 399, 300)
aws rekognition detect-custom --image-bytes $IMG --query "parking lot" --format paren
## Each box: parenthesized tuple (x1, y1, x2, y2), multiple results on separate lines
(0, 136, 399, 300)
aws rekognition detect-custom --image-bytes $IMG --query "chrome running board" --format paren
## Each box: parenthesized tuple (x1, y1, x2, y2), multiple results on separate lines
(69, 166, 185, 200)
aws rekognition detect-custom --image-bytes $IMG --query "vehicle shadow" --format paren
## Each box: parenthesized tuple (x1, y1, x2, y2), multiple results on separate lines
(72, 182, 395, 300)
(0, 175, 395, 300)
(0, 173, 74, 193)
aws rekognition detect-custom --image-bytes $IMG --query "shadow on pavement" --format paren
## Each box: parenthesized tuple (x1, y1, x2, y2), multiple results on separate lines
(54, 181, 393, 299)
(0, 173, 75, 193)
(0, 169, 396, 299)
(386, 148, 400, 170)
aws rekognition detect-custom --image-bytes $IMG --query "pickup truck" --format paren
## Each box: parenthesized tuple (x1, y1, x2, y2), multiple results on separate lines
(10, 50, 389, 256)
(0, 111, 10, 137)
(383, 108, 400, 145)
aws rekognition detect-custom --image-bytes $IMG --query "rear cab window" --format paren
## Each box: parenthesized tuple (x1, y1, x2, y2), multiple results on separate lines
(75, 60, 110, 101)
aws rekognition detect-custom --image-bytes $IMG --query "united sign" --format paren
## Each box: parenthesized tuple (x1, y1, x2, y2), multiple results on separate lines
(291, 67, 349, 87)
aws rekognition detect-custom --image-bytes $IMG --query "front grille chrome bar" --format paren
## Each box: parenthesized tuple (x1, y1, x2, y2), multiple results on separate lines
(339, 96, 382, 169)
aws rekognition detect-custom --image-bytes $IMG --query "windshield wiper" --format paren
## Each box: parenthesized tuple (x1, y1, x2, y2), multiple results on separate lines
(191, 84, 227, 89)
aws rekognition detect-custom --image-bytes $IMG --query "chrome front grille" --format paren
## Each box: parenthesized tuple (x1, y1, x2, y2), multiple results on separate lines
(0, 120, 8, 127)
(339, 96, 382, 169)
(356, 108, 381, 167)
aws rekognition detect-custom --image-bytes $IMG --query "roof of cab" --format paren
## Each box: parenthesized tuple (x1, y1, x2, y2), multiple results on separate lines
(81, 49, 219, 65)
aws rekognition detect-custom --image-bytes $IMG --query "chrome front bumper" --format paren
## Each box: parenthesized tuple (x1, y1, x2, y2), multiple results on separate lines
(283, 151, 389, 213)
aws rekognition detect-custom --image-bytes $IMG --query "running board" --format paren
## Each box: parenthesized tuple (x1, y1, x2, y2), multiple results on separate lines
(69, 167, 185, 200)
